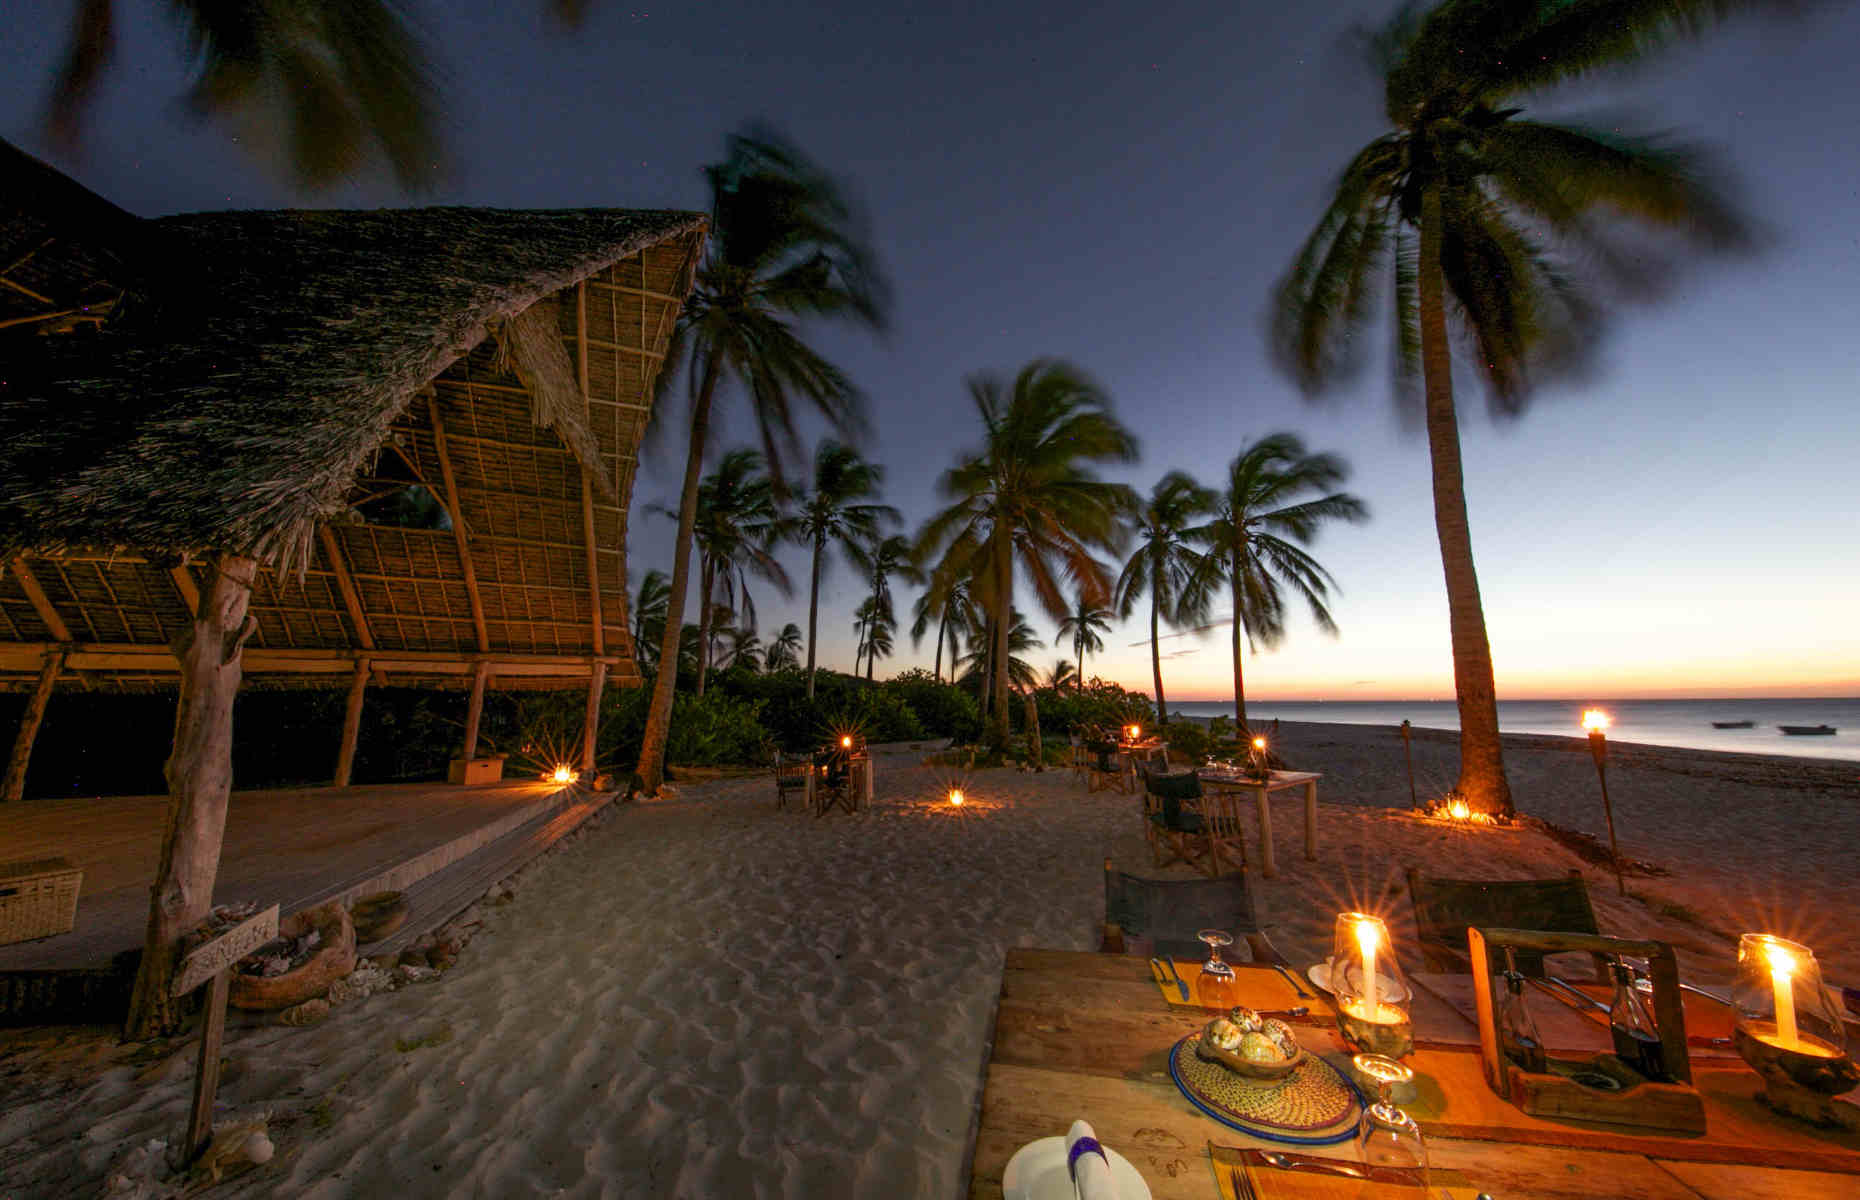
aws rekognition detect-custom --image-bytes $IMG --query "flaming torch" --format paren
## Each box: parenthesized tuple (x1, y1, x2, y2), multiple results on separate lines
(1583, 709, 1624, 895)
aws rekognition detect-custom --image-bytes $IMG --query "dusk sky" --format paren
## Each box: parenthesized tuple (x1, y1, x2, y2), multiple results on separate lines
(7, 1, 1856, 701)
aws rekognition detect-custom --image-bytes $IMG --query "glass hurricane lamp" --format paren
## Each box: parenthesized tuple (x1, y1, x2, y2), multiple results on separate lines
(1331, 913, 1414, 1060)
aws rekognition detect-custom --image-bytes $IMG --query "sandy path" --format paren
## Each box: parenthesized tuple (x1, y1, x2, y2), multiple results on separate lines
(3, 726, 1853, 1198)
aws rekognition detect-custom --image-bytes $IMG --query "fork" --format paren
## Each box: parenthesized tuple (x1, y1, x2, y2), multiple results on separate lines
(1228, 1165, 1258, 1200)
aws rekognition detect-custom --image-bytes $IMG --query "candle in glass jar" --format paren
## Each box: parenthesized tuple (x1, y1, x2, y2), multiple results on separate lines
(1356, 919, 1380, 1019)
(1766, 941, 1799, 1049)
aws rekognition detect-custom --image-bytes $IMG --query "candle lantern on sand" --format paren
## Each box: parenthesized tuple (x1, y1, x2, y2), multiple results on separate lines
(1331, 913, 1413, 1060)
(1732, 934, 1860, 1126)
(1581, 709, 1625, 895)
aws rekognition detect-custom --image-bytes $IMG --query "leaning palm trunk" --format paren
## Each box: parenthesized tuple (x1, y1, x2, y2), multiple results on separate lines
(1149, 591, 1168, 727)
(1230, 565, 1250, 733)
(990, 540, 1013, 747)
(1419, 186, 1511, 818)
(933, 618, 946, 682)
(805, 538, 823, 699)
(693, 558, 716, 697)
(637, 364, 718, 793)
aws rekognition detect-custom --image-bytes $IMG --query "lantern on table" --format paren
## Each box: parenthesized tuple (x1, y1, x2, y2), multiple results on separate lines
(1732, 934, 1860, 1125)
(1331, 912, 1414, 1060)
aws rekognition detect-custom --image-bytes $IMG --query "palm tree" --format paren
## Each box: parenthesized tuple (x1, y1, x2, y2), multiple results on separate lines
(764, 623, 804, 672)
(45, 0, 444, 191)
(636, 129, 888, 793)
(719, 627, 763, 673)
(852, 598, 896, 678)
(680, 448, 789, 696)
(956, 609, 1043, 695)
(916, 360, 1137, 748)
(1187, 435, 1369, 733)
(1271, 0, 1755, 816)
(910, 577, 976, 683)
(629, 569, 670, 674)
(1045, 658, 1077, 690)
(1055, 593, 1114, 689)
(1114, 472, 1216, 728)
(793, 441, 900, 698)
(850, 533, 918, 681)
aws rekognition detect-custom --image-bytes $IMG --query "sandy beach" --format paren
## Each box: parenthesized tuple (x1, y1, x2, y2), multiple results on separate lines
(3, 721, 1856, 1198)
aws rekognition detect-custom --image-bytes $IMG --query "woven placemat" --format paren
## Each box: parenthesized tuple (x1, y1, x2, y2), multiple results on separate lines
(1170, 1033, 1364, 1145)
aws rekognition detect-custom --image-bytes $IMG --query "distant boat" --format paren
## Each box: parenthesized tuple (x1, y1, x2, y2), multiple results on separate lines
(1779, 725, 1837, 736)
(1712, 720, 1755, 729)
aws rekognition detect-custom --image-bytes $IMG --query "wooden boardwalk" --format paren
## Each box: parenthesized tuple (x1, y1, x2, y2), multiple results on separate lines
(0, 779, 577, 974)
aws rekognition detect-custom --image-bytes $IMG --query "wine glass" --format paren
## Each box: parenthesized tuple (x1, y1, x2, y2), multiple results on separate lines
(1353, 1054, 1427, 1183)
(1198, 929, 1235, 980)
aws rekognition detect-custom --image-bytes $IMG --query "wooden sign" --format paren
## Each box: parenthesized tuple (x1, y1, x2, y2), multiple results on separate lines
(173, 903, 278, 1163)
(174, 904, 279, 998)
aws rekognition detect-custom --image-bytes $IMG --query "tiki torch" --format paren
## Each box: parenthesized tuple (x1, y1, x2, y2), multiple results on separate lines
(1399, 720, 1416, 809)
(1582, 709, 1625, 895)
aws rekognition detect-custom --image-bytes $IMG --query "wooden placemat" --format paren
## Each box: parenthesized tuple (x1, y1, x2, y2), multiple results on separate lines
(1209, 1144, 1481, 1199)
(1151, 960, 1326, 1018)
(1171, 1033, 1363, 1144)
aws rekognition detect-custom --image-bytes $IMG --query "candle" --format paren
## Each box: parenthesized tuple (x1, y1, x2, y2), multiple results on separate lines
(1766, 941, 1799, 1049)
(1127, 724, 1140, 741)
(1357, 919, 1380, 1020)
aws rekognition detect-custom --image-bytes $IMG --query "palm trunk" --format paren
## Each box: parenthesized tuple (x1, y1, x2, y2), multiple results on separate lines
(989, 537, 1013, 748)
(1025, 690, 1042, 766)
(1419, 183, 1512, 818)
(805, 536, 823, 699)
(636, 360, 718, 794)
(933, 617, 946, 682)
(1231, 547, 1249, 733)
(1150, 588, 1168, 727)
(1076, 640, 1084, 692)
(694, 557, 715, 696)
(125, 555, 256, 1038)
(978, 617, 994, 722)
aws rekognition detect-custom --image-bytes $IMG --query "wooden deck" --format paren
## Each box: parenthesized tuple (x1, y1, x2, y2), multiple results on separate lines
(0, 779, 578, 976)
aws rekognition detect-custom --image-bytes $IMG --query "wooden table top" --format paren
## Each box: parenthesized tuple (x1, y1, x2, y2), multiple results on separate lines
(968, 949, 1860, 1199)
(1196, 770, 1322, 790)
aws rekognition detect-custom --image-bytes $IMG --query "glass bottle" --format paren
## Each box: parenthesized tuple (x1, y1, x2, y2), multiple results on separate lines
(1498, 961, 1546, 1075)
(1608, 958, 1665, 1081)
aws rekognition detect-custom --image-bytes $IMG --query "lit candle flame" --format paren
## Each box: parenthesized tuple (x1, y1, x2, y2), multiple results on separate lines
(1252, 736, 1266, 751)
(841, 735, 853, 748)
(1764, 940, 1796, 977)
(1355, 918, 1381, 1019)
(1763, 938, 1800, 1049)
(551, 765, 575, 785)
(1127, 724, 1140, 741)
(948, 788, 964, 806)
(1448, 798, 1471, 820)
(1582, 709, 1610, 733)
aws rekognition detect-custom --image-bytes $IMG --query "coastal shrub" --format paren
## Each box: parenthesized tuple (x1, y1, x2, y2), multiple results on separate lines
(848, 689, 928, 743)
(881, 669, 981, 741)
(1035, 680, 1155, 737)
(594, 686, 771, 767)
(1163, 720, 1217, 764)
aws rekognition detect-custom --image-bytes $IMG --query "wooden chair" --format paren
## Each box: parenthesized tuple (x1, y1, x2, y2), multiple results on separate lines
(772, 751, 809, 810)
(1140, 767, 1212, 874)
(812, 748, 856, 817)
(1085, 738, 1126, 793)
(1405, 868, 1606, 978)
(1101, 858, 1285, 964)
(1067, 732, 1089, 782)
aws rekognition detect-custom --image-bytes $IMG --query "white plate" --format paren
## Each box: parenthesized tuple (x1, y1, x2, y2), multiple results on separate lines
(1003, 1136, 1152, 1200)
(1306, 961, 1411, 1005)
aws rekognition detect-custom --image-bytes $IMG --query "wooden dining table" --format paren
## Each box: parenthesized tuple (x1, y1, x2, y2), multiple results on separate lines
(1195, 769, 1322, 878)
(966, 949, 1860, 1199)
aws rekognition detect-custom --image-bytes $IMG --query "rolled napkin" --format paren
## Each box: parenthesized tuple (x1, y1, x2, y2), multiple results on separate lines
(1065, 1119, 1119, 1200)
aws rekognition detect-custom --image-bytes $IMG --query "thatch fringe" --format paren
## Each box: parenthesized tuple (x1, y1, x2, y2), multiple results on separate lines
(496, 299, 618, 503)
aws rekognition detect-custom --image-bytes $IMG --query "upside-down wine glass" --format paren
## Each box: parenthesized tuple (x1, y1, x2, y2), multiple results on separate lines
(1198, 929, 1235, 980)
(1353, 1053, 1428, 1184)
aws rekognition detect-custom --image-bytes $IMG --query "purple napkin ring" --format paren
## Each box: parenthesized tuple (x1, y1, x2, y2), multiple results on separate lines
(1067, 1136, 1107, 1180)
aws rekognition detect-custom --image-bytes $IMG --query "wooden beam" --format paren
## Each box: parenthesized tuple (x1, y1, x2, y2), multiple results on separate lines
(587, 279, 686, 306)
(0, 274, 55, 305)
(577, 281, 605, 658)
(461, 660, 490, 759)
(168, 565, 202, 618)
(581, 660, 607, 775)
(315, 527, 375, 651)
(575, 334, 664, 360)
(426, 393, 491, 652)
(9, 559, 72, 642)
(2, 649, 63, 802)
(332, 656, 370, 788)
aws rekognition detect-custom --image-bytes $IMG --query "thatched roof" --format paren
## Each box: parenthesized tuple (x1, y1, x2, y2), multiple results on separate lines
(0, 203, 704, 570)
(0, 140, 142, 334)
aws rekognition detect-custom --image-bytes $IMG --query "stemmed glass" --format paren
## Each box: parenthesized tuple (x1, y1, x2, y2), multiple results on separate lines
(1353, 1053, 1428, 1184)
(1198, 929, 1235, 980)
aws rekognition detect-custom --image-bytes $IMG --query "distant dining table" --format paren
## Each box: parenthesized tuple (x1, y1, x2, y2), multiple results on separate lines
(1195, 768, 1322, 878)
(966, 949, 1860, 1199)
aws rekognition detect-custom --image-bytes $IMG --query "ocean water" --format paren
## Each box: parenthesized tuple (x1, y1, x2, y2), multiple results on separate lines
(1164, 698, 1860, 761)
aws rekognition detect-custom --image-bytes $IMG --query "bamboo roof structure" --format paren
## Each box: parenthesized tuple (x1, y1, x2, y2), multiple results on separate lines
(0, 142, 706, 694)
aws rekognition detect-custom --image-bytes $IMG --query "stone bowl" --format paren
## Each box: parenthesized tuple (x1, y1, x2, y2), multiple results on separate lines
(229, 901, 356, 1011)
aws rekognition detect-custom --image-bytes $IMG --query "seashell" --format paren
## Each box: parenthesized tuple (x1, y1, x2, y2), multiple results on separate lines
(1226, 1006, 1264, 1033)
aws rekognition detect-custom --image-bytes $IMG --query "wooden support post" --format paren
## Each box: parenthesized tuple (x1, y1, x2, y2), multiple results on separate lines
(2, 648, 63, 802)
(171, 904, 276, 1163)
(462, 660, 490, 761)
(427, 394, 491, 652)
(124, 555, 258, 1040)
(333, 657, 370, 788)
(581, 660, 607, 776)
(576, 281, 606, 659)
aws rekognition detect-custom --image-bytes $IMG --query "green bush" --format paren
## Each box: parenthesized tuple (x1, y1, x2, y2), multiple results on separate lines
(595, 685, 771, 768)
(848, 689, 928, 742)
(1033, 679, 1155, 738)
(880, 669, 981, 741)
(1163, 719, 1217, 764)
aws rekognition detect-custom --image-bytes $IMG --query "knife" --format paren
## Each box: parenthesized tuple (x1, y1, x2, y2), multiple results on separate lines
(1160, 957, 1191, 1002)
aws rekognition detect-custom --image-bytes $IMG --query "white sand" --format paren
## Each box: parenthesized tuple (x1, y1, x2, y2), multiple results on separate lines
(2, 724, 1854, 1198)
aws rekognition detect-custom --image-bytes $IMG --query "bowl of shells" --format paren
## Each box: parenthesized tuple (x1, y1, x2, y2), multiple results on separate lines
(1195, 1006, 1305, 1079)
